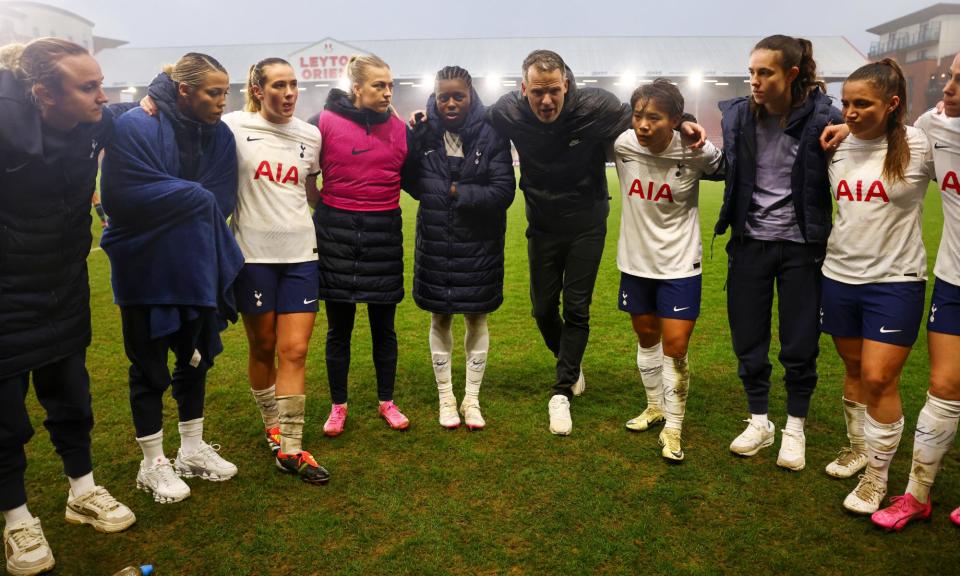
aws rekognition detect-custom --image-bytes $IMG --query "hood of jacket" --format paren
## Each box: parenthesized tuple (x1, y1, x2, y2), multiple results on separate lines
(423, 86, 486, 145)
(324, 88, 393, 132)
(0, 69, 43, 160)
(147, 72, 219, 179)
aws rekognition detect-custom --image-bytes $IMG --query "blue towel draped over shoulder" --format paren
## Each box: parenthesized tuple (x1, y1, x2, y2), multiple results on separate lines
(100, 107, 243, 360)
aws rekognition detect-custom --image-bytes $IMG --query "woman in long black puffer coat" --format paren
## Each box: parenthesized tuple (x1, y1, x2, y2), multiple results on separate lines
(409, 66, 515, 431)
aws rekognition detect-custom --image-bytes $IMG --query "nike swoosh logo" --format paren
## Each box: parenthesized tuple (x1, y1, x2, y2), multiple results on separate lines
(352, 147, 373, 155)
(621, 158, 633, 163)
(424, 149, 435, 156)
(568, 139, 582, 147)
(673, 306, 690, 312)
(879, 326, 902, 334)
(831, 158, 844, 164)
(5, 161, 29, 173)
(246, 136, 263, 142)
(934, 143, 951, 149)
(303, 298, 318, 305)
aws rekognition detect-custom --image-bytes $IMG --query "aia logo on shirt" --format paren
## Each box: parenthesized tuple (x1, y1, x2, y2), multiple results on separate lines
(835, 179, 889, 203)
(254, 161, 299, 184)
(628, 180, 674, 203)
(943, 171, 960, 195)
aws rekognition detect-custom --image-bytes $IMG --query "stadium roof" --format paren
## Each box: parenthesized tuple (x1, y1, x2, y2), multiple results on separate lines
(866, 2, 960, 35)
(0, 1, 94, 26)
(95, 35, 866, 88)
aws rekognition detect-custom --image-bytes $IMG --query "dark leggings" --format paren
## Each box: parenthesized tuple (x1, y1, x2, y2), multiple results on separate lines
(325, 301, 397, 404)
(120, 307, 208, 438)
(0, 352, 93, 510)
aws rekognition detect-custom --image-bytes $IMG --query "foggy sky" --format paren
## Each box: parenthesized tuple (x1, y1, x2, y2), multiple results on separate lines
(22, 0, 928, 55)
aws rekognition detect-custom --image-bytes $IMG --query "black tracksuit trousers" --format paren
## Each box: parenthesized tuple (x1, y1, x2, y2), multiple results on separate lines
(725, 238, 825, 418)
(0, 352, 93, 510)
(527, 221, 607, 399)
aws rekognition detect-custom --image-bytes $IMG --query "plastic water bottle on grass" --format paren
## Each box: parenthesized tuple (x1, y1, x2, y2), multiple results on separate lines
(111, 565, 154, 576)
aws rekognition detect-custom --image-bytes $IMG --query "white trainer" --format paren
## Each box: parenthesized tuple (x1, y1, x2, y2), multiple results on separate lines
(438, 396, 461, 429)
(825, 447, 868, 479)
(548, 394, 572, 436)
(625, 406, 665, 432)
(776, 429, 806, 471)
(729, 419, 775, 456)
(460, 399, 485, 431)
(64, 486, 136, 533)
(843, 473, 887, 514)
(4, 516, 55, 576)
(572, 370, 586, 396)
(136, 458, 190, 504)
(173, 442, 238, 482)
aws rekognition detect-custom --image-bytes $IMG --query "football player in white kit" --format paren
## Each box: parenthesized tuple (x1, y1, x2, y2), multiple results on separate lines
(223, 58, 329, 485)
(820, 59, 934, 515)
(614, 79, 724, 461)
(872, 52, 960, 530)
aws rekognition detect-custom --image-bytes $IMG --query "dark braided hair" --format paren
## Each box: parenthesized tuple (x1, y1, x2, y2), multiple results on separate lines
(436, 65, 472, 89)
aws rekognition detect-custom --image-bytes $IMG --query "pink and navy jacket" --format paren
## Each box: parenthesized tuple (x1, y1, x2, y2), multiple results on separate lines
(311, 89, 414, 304)
(316, 91, 409, 212)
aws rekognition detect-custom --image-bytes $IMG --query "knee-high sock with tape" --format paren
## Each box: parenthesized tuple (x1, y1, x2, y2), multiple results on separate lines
(637, 342, 663, 409)
(277, 395, 305, 455)
(662, 353, 689, 430)
(430, 314, 455, 402)
(905, 392, 960, 503)
(464, 314, 489, 404)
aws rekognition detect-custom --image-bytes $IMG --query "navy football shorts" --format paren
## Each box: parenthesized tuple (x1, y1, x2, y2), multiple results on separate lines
(928, 277, 960, 336)
(617, 272, 701, 320)
(820, 277, 925, 347)
(235, 262, 319, 315)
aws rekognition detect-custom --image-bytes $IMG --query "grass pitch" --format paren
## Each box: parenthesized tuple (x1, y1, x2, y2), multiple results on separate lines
(18, 171, 959, 575)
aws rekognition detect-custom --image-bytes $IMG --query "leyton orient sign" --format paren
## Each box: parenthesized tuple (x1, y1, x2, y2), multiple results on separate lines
(290, 38, 368, 82)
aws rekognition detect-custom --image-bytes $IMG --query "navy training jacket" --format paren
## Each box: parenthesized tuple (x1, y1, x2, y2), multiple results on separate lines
(714, 89, 843, 244)
(409, 90, 516, 314)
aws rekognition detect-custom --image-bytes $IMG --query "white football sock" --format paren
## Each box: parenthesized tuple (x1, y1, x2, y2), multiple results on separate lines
(178, 417, 204, 456)
(67, 472, 96, 497)
(864, 412, 904, 484)
(750, 413, 769, 428)
(636, 342, 663, 409)
(2, 504, 32, 526)
(250, 384, 280, 429)
(842, 397, 867, 454)
(785, 415, 805, 434)
(464, 314, 489, 404)
(905, 393, 960, 504)
(662, 353, 689, 430)
(430, 314, 454, 401)
(277, 395, 305, 455)
(136, 429, 165, 466)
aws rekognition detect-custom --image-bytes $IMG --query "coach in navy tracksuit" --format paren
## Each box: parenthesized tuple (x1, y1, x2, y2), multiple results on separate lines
(715, 35, 843, 470)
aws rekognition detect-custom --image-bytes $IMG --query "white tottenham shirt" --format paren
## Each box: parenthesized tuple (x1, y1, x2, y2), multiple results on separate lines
(222, 111, 321, 263)
(915, 109, 960, 287)
(824, 125, 934, 284)
(614, 129, 723, 279)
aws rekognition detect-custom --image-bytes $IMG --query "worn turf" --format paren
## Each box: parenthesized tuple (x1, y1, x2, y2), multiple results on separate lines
(18, 171, 958, 574)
